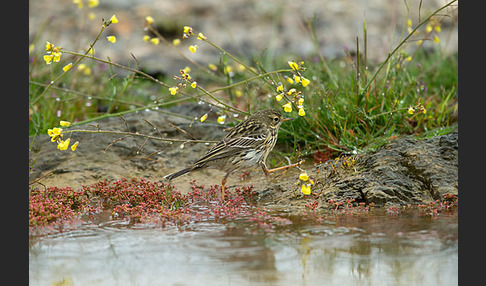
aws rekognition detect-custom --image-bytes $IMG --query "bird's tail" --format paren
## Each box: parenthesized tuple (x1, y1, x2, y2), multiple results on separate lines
(163, 168, 192, 181)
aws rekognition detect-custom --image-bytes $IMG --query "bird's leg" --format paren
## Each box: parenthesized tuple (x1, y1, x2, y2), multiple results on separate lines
(260, 162, 270, 177)
(221, 173, 230, 201)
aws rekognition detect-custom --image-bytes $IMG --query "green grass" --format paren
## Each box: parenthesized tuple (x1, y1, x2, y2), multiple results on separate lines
(29, 1, 458, 162)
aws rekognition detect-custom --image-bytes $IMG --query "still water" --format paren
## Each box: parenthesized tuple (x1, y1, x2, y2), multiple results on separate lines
(29, 210, 457, 286)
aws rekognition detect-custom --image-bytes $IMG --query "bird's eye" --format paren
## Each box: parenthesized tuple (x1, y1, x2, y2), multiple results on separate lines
(273, 117, 280, 122)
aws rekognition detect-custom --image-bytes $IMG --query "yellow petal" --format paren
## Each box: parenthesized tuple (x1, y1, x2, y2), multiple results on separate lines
(145, 16, 154, 25)
(200, 114, 208, 122)
(189, 45, 198, 53)
(110, 15, 119, 24)
(301, 184, 311, 195)
(45, 41, 54, 52)
(197, 32, 207, 40)
(88, 0, 99, 8)
(183, 26, 193, 34)
(169, 87, 178, 95)
(60, 121, 71, 127)
(301, 77, 311, 87)
(63, 63, 73, 72)
(288, 61, 299, 70)
(283, 102, 292, 113)
(43, 54, 53, 65)
(298, 108, 306, 117)
(107, 36, 116, 43)
(71, 141, 79, 151)
(217, 115, 226, 124)
(299, 172, 309, 181)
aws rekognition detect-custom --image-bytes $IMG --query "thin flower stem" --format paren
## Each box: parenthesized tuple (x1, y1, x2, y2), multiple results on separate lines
(208, 69, 293, 93)
(201, 38, 258, 77)
(146, 26, 211, 73)
(360, 0, 457, 97)
(62, 51, 168, 87)
(33, 22, 108, 104)
(65, 128, 217, 144)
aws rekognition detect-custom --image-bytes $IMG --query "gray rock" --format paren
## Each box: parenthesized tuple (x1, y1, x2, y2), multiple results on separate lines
(319, 131, 458, 206)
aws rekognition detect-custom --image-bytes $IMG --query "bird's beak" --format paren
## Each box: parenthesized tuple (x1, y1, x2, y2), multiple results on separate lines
(282, 117, 293, 122)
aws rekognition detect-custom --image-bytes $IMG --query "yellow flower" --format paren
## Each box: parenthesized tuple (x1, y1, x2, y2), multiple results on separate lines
(288, 61, 299, 71)
(301, 77, 311, 87)
(150, 38, 160, 45)
(107, 36, 116, 43)
(298, 98, 304, 106)
(200, 113, 208, 122)
(416, 39, 423, 46)
(45, 41, 54, 52)
(71, 141, 79, 151)
(217, 115, 226, 124)
(276, 83, 284, 93)
(275, 94, 283, 102)
(88, 0, 99, 8)
(422, 109, 427, 114)
(183, 26, 193, 34)
(173, 39, 181, 46)
(434, 25, 441, 32)
(293, 75, 301, 84)
(189, 45, 198, 53)
(54, 52, 62, 63)
(407, 19, 412, 27)
(298, 108, 306, 117)
(301, 184, 311, 195)
(299, 172, 309, 181)
(143, 35, 150, 42)
(43, 54, 54, 65)
(57, 138, 70, 151)
(197, 32, 207, 40)
(208, 63, 217, 71)
(425, 25, 433, 33)
(433, 36, 440, 44)
(145, 16, 154, 25)
(224, 65, 233, 75)
(406, 56, 412, 62)
(48, 127, 63, 141)
(190, 82, 197, 88)
(287, 88, 296, 95)
(285, 76, 294, 84)
(183, 66, 191, 74)
(283, 102, 292, 113)
(110, 14, 119, 24)
(60, 121, 71, 127)
(408, 107, 414, 115)
(73, 0, 83, 9)
(169, 87, 178, 95)
(237, 64, 246, 72)
(88, 12, 96, 20)
(78, 64, 92, 75)
(235, 90, 243, 97)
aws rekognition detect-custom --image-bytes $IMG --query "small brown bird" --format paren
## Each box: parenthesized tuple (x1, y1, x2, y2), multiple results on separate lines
(164, 109, 299, 199)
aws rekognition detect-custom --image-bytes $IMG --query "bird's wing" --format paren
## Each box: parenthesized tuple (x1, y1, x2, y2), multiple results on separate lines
(193, 132, 267, 165)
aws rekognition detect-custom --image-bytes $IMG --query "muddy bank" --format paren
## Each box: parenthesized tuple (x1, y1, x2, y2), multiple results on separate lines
(29, 104, 457, 211)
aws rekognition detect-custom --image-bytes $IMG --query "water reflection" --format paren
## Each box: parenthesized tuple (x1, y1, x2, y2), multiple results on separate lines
(29, 212, 457, 285)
